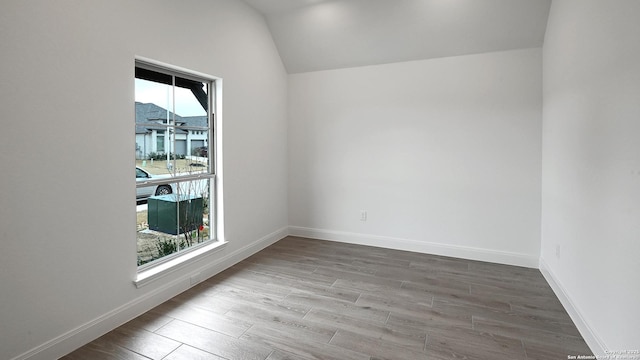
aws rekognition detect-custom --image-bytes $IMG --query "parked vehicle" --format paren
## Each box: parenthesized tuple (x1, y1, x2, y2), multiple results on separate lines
(136, 167, 173, 200)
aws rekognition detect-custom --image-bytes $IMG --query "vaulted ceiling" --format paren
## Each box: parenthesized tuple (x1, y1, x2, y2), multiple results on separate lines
(242, 0, 552, 73)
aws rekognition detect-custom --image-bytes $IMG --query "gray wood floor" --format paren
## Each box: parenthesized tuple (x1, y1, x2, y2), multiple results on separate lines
(62, 236, 592, 360)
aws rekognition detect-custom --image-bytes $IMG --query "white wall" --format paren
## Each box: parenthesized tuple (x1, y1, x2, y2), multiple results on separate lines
(0, 1, 288, 359)
(541, 0, 640, 353)
(289, 48, 542, 267)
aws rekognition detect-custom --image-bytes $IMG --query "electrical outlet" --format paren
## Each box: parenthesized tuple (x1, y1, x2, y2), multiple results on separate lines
(360, 210, 367, 221)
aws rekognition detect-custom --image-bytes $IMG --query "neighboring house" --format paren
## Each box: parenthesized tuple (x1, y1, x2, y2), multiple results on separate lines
(135, 102, 208, 159)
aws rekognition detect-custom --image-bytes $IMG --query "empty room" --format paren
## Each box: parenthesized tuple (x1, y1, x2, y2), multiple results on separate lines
(1, 0, 638, 359)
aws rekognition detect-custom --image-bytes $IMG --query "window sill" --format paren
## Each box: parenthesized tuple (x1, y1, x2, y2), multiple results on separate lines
(134, 240, 228, 288)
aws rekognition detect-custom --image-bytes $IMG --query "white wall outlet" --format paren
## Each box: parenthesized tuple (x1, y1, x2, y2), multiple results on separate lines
(360, 210, 367, 221)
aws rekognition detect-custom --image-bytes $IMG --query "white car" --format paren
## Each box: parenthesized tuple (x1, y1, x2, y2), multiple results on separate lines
(136, 167, 173, 200)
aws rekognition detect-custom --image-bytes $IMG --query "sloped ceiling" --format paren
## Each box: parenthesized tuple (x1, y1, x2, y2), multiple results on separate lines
(242, 0, 552, 73)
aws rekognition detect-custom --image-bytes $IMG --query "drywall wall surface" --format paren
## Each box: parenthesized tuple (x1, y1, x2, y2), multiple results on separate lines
(0, 0, 288, 359)
(541, 0, 640, 352)
(289, 48, 542, 265)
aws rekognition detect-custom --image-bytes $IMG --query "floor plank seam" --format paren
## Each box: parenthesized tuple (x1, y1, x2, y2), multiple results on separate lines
(383, 311, 391, 325)
(422, 333, 429, 353)
(160, 344, 181, 360)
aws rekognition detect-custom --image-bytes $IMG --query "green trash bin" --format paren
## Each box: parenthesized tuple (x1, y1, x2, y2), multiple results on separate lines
(147, 194, 203, 235)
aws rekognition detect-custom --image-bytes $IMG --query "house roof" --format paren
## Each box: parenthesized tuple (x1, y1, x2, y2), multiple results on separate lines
(135, 102, 207, 134)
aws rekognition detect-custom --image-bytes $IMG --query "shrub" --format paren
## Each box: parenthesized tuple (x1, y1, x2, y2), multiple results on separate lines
(155, 237, 187, 258)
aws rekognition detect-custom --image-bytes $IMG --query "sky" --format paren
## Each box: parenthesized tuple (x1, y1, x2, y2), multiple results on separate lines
(135, 78, 207, 117)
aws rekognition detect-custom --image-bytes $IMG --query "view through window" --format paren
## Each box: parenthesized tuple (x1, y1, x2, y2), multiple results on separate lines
(135, 63, 216, 267)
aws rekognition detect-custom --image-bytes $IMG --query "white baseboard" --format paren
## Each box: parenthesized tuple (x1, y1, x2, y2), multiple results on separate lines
(539, 258, 606, 357)
(15, 226, 289, 360)
(288, 226, 539, 268)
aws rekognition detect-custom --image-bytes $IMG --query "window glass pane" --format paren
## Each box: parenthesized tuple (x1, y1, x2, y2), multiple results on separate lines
(136, 179, 211, 266)
(175, 178, 211, 246)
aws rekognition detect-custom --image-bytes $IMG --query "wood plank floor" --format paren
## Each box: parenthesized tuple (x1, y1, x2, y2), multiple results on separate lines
(62, 236, 592, 360)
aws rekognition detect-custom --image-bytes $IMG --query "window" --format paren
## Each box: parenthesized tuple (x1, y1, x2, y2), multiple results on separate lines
(156, 133, 165, 153)
(134, 60, 219, 272)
